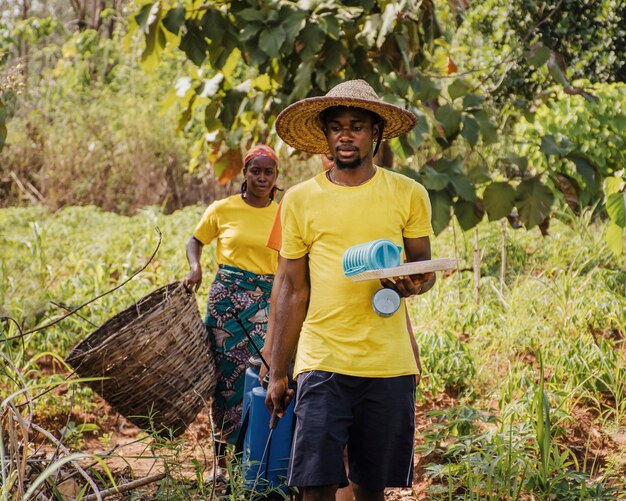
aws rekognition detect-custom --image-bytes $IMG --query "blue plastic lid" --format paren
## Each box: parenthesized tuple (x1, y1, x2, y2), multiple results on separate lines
(372, 288, 401, 317)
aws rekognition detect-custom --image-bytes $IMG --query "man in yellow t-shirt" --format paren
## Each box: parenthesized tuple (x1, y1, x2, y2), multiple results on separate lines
(266, 80, 435, 500)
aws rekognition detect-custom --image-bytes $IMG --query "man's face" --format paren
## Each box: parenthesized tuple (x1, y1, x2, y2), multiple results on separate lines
(324, 107, 379, 170)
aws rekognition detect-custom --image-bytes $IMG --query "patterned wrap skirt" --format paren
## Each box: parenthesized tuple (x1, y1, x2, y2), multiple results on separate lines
(205, 264, 274, 444)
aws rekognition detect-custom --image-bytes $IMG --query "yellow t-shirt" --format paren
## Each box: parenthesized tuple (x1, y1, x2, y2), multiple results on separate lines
(194, 194, 278, 275)
(281, 167, 433, 378)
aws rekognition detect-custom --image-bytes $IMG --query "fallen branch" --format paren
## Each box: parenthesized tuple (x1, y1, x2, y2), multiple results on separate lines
(82, 472, 166, 501)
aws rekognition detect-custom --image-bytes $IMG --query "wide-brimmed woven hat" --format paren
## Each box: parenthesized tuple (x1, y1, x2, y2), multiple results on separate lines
(275, 79, 417, 154)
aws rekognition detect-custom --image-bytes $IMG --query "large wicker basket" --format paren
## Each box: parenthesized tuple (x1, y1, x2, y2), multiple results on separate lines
(66, 282, 217, 436)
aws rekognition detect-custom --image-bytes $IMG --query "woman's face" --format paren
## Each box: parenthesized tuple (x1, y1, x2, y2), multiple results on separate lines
(245, 155, 278, 199)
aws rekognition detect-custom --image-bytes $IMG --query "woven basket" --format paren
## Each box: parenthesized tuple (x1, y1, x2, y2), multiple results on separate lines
(66, 282, 217, 437)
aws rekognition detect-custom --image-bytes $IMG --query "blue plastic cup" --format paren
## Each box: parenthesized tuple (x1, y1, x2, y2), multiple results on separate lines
(342, 239, 403, 277)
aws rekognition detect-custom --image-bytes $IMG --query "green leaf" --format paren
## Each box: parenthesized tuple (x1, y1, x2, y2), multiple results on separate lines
(462, 94, 485, 110)
(434, 157, 462, 175)
(180, 21, 208, 66)
(134, 3, 155, 33)
(219, 90, 245, 130)
(318, 13, 340, 39)
(421, 166, 449, 191)
(566, 152, 598, 192)
(449, 79, 471, 101)
(289, 59, 315, 101)
(461, 114, 479, 147)
(281, 9, 307, 45)
(483, 181, 516, 221)
(455, 200, 483, 231)
(299, 23, 326, 59)
(450, 174, 476, 202)
(472, 109, 497, 144)
(606, 192, 626, 228)
(430, 190, 453, 235)
(515, 178, 555, 230)
(201, 8, 226, 45)
(239, 22, 262, 43)
(259, 26, 286, 58)
(435, 104, 461, 138)
(162, 7, 185, 35)
(204, 99, 222, 132)
(540, 134, 570, 157)
(605, 222, 624, 254)
(141, 19, 165, 71)
(376, 3, 396, 48)
(410, 76, 440, 101)
(237, 8, 266, 22)
(527, 45, 551, 68)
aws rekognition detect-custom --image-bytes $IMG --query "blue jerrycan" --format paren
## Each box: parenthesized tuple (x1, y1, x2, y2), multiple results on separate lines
(242, 355, 262, 422)
(242, 386, 294, 492)
(342, 239, 402, 277)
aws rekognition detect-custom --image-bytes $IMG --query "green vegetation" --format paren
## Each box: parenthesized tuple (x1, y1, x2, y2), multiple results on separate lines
(2, 205, 625, 498)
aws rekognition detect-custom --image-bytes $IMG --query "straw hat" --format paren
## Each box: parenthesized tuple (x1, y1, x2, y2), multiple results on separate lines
(275, 79, 417, 154)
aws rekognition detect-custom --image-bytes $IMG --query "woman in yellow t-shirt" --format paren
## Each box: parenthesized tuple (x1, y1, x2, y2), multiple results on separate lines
(183, 145, 279, 470)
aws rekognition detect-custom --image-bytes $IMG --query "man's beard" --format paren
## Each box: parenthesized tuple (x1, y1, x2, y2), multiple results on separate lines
(334, 155, 362, 170)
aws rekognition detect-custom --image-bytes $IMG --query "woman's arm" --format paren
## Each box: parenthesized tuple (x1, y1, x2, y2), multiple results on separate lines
(183, 236, 204, 292)
(260, 255, 286, 383)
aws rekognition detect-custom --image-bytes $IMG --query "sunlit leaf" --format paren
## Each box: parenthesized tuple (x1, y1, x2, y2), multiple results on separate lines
(376, 3, 396, 48)
(483, 181, 516, 221)
(605, 222, 624, 254)
(606, 192, 626, 228)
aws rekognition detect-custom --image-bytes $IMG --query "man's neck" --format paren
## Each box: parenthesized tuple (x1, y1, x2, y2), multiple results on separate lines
(330, 158, 376, 187)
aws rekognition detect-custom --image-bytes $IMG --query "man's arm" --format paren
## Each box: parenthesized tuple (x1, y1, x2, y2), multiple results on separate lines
(380, 236, 436, 298)
(265, 255, 309, 418)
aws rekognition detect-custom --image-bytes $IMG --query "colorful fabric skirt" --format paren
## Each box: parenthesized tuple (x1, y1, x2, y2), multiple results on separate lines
(205, 264, 274, 444)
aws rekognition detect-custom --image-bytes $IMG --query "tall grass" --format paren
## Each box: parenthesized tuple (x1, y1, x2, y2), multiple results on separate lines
(1, 204, 625, 498)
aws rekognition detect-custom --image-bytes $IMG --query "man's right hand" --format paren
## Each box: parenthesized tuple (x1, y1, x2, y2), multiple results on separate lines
(265, 375, 294, 419)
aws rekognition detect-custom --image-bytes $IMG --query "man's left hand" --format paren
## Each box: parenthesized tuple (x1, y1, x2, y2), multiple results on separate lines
(380, 271, 435, 298)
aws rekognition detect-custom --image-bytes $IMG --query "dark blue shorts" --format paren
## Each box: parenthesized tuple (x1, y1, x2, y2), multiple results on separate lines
(287, 371, 416, 491)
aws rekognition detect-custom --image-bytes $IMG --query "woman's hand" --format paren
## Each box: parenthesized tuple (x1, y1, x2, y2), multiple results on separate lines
(183, 265, 202, 292)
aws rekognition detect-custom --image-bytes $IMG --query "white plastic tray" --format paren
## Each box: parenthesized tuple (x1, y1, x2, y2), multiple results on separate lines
(347, 258, 458, 282)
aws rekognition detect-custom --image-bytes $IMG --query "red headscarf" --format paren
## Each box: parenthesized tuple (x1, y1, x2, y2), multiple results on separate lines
(243, 144, 279, 169)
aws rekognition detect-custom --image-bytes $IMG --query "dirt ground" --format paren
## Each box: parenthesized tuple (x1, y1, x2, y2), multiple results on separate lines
(33, 391, 448, 500)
